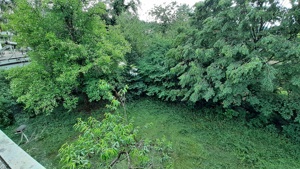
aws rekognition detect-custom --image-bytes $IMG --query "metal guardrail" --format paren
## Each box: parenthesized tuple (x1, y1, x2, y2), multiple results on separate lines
(0, 51, 30, 69)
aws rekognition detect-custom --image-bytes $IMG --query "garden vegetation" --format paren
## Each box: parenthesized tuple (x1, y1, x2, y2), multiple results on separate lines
(1, 0, 300, 168)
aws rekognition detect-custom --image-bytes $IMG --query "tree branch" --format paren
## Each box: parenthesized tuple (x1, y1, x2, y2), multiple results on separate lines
(110, 151, 125, 167)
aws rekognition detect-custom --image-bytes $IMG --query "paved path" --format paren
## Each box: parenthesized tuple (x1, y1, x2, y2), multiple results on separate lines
(0, 51, 30, 69)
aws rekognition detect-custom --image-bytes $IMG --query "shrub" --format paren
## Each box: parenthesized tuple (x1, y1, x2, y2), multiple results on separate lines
(0, 70, 17, 127)
(59, 112, 173, 169)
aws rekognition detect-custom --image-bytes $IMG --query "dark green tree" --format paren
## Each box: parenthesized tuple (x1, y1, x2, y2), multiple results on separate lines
(149, 2, 192, 34)
(104, 0, 140, 25)
(130, 3, 192, 98)
(165, 0, 300, 137)
(0, 70, 20, 127)
(7, 0, 130, 114)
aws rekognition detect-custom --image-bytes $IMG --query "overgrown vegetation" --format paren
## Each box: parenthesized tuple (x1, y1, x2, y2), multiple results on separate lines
(127, 0, 300, 140)
(3, 98, 300, 168)
(1, 0, 300, 168)
(59, 87, 173, 169)
(0, 70, 18, 127)
(59, 113, 173, 169)
(7, 0, 130, 114)
(2, 106, 90, 168)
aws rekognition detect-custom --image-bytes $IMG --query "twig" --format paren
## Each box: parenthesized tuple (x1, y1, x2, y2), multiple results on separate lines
(22, 133, 29, 143)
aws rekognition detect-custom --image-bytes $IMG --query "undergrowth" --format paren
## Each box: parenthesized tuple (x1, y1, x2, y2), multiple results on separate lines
(1, 98, 300, 168)
(127, 98, 300, 169)
(1, 107, 102, 169)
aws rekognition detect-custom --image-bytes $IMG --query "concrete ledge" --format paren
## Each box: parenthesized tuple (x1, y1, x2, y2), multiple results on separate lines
(0, 130, 45, 169)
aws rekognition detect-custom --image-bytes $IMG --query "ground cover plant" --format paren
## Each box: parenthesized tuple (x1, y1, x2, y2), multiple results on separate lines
(127, 98, 300, 169)
(2, 98, 300, 168)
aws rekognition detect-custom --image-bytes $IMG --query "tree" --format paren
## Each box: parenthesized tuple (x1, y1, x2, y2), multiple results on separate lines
(129, 3, 192, 98)
(7, 0, 130, 114)
(59, 113, 173, 169)
(164, 0, 300, 135)
(59, 94, 173, 169)
(149, 2, 192, 34)
(104, 0, 140, 25)
(116, 13, 147, 63)
(0, 0, 15, 31)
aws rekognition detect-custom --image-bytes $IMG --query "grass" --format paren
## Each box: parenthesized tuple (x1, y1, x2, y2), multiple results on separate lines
(2, 97, 300, 168)
(126, 98, 300, 169)
(1, 107, 99, 168)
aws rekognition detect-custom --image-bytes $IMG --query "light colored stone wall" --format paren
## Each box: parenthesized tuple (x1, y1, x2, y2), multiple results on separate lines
(0, 130, 45, 169)
(0, 155, 10, 169)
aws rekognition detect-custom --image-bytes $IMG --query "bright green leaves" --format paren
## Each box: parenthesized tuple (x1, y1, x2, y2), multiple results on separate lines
(8, 62, 59, 114)
(291, 76, 300, 87)
(165, 0, 299, 106)
(221, 45, 234, 58)
(59, 112, 173, 168)
(87, 2, 106, 16)
(220, 44, 249, 58)
(85, 80, 113, 102)
(7, 0, 130, 114)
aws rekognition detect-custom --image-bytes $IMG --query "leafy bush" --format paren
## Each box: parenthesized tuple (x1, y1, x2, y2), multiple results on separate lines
(137, 34, 177, 99)
(0, 70, 17, 127)
(59, 113, 173, 169)
(59, 87, 173, 168)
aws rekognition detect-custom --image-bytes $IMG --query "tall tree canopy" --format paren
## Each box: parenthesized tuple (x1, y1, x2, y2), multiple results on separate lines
(149, 2, 192, 34)
(7, 0, 130, 114)
(104, 0, 140, 25)
(135, 0, 300, 137)
(0, 0, 15, 31)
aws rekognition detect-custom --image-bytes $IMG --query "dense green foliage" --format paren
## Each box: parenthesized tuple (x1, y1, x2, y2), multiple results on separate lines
(58, 84, 173, 168)
(149, 2, 191, 34)
(107, 0, 140, 25)
(7, 0, 130, 114)
(3, 0, 300, 167)
(59, 113, 173, 169)
(0, 0, 15, 31)
(129, 98, 300, 169)
(0, 70, 17, 126)
(131, 0, 300, 140)
(116, 3, 192, 98)
(2, 106, 89, 168)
